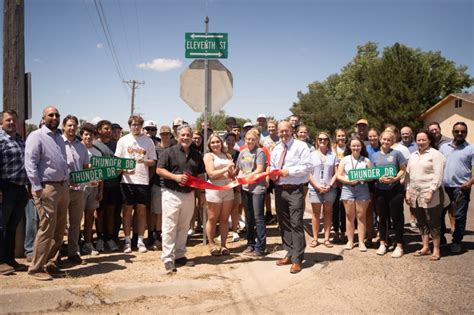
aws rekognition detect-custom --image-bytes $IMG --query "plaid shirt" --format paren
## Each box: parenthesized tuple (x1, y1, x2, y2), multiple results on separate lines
(0, 129, 28, 186)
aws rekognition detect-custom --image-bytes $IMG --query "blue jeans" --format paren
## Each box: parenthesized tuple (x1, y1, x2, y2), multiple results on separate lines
(24, 198, 38, 256)
(241, 190, 266, 253)
(444, 187, 471, 244)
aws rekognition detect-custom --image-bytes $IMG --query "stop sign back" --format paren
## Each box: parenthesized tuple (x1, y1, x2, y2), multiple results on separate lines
(180, 60, 233, 112)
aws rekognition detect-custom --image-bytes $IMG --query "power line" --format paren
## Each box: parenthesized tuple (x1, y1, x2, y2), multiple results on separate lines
(133, 0, 145, 82)
(93, 0, 127, 82)
(124, 80, 145, 115)
(82, 0, 130, 99)
(117, 0, 134, 78)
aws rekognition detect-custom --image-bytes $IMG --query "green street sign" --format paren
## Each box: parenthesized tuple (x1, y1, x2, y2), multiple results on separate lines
(90, 156, 136, 170)
(185, 32, 228, 59)
(70, 166, 119, 184)
(348, 165, 397, 181)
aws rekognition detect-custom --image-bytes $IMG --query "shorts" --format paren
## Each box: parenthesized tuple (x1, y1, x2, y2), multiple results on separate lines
(341, 184, 370, 201)
(99, 185, 122, 208)
(309, 188, 337, 204)
(205, 179, 234, 203)
(120, 183, 150, 206)
(84, 186, 99, 209)
(150, 185, 163, 214)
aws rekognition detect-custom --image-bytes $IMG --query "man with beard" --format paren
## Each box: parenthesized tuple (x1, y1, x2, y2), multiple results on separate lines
(439, 122, 473, 254)
(25, 106, 69, 281)
(0, 110, 29, 275)
(157, 125, 205, 273)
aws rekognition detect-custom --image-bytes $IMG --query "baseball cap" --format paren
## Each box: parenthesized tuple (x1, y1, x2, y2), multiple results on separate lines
(143, 120, 157, 128)
(111, 123, 122, 130)
(356, 119, 368, 125)
(159, 125, 172, 134)
(173, 117, 184, 127)
(243, 122, 253, 128)
(257, 114, 267, 119)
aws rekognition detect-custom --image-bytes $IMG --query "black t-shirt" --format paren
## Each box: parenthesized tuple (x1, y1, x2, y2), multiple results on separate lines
(151, 143, 175, 187)
(157, 144, 205, 193)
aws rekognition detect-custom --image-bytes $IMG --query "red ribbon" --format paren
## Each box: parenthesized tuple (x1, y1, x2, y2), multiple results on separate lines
(184, 169, 281, 190)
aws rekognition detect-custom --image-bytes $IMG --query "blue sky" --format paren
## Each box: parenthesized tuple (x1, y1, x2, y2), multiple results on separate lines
(2, 0, 473, 130)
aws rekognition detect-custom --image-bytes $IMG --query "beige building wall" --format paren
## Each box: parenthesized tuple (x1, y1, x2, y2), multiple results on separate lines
(422, 98, 474, 144)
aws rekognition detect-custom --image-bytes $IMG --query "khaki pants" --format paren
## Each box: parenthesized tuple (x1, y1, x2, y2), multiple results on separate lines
(29, 182, 69, 273)
(67, 189, 85, 257)
(161, 189, 194, 263)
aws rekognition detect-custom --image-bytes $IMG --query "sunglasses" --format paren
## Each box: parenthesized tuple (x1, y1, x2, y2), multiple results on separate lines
(318, 138, 329, 141)
(47, 113, 60, 118)
(145, 128, 157, 131)
(453, 130, 467, 134)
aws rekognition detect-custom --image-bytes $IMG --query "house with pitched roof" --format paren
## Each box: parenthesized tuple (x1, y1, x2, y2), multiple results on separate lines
(419, 93, 474, 144)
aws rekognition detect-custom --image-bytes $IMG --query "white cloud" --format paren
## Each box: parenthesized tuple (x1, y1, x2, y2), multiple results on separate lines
(96, 43, 104, 49)
(137, 58, 182, 72)
(33, 58, 42, 63)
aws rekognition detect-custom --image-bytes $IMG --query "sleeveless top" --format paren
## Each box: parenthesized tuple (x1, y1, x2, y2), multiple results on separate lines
(208, 153, 232, 185)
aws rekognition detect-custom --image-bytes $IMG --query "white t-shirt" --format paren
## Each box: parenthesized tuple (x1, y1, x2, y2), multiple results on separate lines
(115, 133, 157, 185)
(393, 143, 411, 160)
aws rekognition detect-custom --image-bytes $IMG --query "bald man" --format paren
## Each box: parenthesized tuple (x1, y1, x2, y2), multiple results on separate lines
(25, 106, 69, 281)
(270, 121, 312, 274)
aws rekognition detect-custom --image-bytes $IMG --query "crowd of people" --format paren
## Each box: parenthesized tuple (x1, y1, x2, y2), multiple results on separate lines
(0, 106, 472, 280)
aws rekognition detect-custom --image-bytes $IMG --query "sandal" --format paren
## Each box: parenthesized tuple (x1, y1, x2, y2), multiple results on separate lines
(323, 240, 333, 248)
(220, 247, 230, 256)
(309, 239, 319, 248)
(430, 255, 440, 261)
(210, 247, 221, 256)
(414, 249, 431, 257)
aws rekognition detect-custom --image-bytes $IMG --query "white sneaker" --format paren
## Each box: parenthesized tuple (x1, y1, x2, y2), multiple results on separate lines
(391, 247, 404, 258)
(376, 244, 387, 256)
(137, 242, 148, 253)
(232, 232, 240, 242)
(187, 228, 195, 236)
(359, 243, 367, 252)
(96, 239, 105, 252)
(106, 239, 119, 252)
(410, 220, 417, 228)
(123, 242, 132, 253)
(83, 242, 99, 256)
(239, 217, 246, 230)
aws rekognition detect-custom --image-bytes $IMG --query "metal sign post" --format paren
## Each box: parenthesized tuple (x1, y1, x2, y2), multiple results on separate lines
(202, 16, 210, 245)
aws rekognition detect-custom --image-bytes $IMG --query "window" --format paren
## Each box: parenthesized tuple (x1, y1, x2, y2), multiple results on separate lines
(454, 99, 463, 108)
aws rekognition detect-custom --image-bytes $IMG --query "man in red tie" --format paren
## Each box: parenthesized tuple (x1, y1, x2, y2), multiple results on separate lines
(270, 121, 312, 274)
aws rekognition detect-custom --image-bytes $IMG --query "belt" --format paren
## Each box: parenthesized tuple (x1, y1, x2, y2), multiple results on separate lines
(42, 180, 66, 185)
(276, 184, 304, 189)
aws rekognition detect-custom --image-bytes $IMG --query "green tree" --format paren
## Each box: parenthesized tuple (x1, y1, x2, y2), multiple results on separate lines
(195, 110, 250, 131)
(291, 42, 473, 135)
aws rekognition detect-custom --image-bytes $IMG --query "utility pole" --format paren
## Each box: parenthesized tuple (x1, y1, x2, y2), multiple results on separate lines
(3, 0, 25, 137)
(124, 80, 144, 115)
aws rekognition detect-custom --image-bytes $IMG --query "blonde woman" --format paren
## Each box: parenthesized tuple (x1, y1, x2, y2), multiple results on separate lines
(372, 131, 406, 258)
(308, 132, 337, 247)
(203, 134, 235, 256)
(236, 128, 268, 257)
(336, 138, 372, 251)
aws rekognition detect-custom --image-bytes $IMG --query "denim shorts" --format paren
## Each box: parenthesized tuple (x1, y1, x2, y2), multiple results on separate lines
(309, 188, 337, 204)
(341, 184, 370, 201)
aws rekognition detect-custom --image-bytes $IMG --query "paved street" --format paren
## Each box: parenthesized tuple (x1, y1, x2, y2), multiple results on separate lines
(1, 191, 473, 314)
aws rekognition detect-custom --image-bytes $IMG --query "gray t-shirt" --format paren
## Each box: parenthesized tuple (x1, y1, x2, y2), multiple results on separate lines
(372, 149, 406, 190)
(237, 147, 267, 194)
